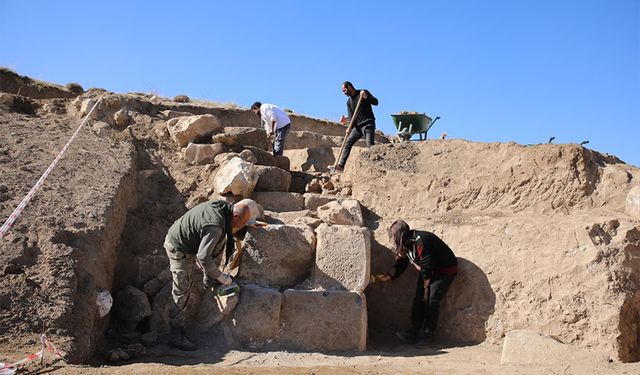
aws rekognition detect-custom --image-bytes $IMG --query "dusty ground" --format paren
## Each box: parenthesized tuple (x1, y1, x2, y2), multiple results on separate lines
(11, 342, 640, 375)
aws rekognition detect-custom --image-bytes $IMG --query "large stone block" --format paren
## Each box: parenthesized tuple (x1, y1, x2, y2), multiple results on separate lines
(183, 142, 227, 165)
(230, 284, 282, 347)
(212, 127, 268, 150)
(303, 193, 347, 211)
(500, 330, 610, 365)
(213, 157, 258, 198)
(166, 114, 222, 147)
(316, 199, 364, 226)
(279, 290, 367, 351)
(253, 191, 304, 212)
(230, 145, 278, 167)
(254, 165, 291, 192)
(237, 225, 316, 288)
(313, 224, 371, 291)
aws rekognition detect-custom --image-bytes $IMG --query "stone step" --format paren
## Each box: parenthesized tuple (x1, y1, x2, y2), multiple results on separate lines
(252, 191, 304, 212)
(254, 165, 291, 192)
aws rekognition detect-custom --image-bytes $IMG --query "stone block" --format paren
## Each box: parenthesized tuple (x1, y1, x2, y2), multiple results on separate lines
(230, 284, 282, 347)
(500, 330, 610, 365)
(274, 155, 290, 171)
(230, 145, 278, 167)
(212, 127, 268, 150)
(313, 224, 371, 291)
(254, 165, 291, 192)
(237, 225, 316, 288)
(316, 199, 364, 226)
(303, 193, 347, 211)
(143, 268, 171, 297)
(167, 114, 222, 147)
(253, 191, 304, 212)
(183, 142, 227, 165)
(279, 289, 367, 351)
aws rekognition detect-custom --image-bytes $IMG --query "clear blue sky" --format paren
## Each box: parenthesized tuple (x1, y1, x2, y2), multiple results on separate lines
(1, 1, 639, 166)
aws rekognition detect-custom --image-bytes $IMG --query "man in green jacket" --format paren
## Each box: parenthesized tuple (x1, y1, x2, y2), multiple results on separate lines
(163, 199, 253, 351)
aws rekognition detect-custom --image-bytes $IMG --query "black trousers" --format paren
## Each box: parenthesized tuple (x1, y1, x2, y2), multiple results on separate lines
(410, 272, 456, 333)
(338, 122, 375, 167)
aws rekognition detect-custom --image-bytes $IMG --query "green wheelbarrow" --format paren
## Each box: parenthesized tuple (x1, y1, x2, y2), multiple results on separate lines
(391, 113, 440, 141)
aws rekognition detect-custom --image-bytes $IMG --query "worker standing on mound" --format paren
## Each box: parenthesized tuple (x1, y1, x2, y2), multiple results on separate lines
(335, 81, 378, 172)
(251, 101, 291, 157)
(163, 199, 253, 351)
(375, 220, 458, 348)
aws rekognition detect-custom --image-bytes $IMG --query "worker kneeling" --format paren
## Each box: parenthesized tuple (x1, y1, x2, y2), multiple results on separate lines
(376, 220, 458, 348)
(163, 199, 253, 351)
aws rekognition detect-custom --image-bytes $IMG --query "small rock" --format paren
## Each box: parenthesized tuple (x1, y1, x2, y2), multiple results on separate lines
(113, 108, 130, 127)
(305, 179, 322, 193)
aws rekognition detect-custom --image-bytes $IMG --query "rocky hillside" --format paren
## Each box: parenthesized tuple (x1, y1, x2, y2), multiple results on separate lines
(1, 68, 639, 369)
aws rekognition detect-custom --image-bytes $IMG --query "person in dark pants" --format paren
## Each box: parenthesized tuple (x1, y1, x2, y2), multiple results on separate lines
(163, 199, 253, 351)
(376, 220, 458, 348)
(335, 81, 378, 172)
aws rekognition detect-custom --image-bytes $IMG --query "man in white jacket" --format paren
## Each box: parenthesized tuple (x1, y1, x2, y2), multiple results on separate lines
(251, 101, 291, 156)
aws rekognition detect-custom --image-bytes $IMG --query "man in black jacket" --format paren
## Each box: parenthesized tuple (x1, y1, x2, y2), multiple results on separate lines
(377, 220, 458, 347)
(335, 81, 378, 172)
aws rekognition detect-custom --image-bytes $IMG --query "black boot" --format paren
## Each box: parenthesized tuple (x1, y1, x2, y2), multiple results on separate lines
(415, 329, 434, 349)
(169, 328, 197, 351)
(395, 327, 418, 344)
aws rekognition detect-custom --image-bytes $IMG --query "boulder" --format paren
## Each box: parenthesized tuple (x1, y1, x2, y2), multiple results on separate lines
(80, 98, 100, 119)
(113, 108, 130, 127)
(313, 224, 371, 291)
(237, 225, 316, 288)
(184, 142, 227, 165)
(158, 109, 194, 119)
(253, 192, 304, 212)
(230, 284, 282, 347)
(113, 286, 152, 332)
(254, 165, 291, 192)
(316, 199, 364, 226)
(230, 145, 277, 167)
(143, 268, 171, 297)
(500, 330, 610, 365)
(166, 114, 222, 146)
(274, 156, 290, 171)
(303, 193, 348, 211)
(213, 157, 258, 198)
(625, 185, 640, 218)
(279, 290, 367, 351)
(212, 127, 268, 150)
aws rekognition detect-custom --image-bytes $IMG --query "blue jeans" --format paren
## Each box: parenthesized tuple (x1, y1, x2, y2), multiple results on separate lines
(273, 123, 290, 156)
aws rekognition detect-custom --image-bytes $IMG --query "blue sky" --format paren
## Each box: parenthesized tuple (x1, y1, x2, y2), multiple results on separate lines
(1, 1, 639, 166)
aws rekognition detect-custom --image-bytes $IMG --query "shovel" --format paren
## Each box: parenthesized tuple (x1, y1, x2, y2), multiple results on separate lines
(329, 93, 365, 175)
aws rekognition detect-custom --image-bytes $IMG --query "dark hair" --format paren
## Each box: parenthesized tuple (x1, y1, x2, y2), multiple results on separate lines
(251, 101, 262, 110)
(389, 220, 412, 256)
(342, 81, 354, 89)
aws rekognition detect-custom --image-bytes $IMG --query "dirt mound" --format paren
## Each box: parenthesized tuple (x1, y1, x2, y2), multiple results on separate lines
(0, 68, 79, 99)
(342, 140, 640, 361)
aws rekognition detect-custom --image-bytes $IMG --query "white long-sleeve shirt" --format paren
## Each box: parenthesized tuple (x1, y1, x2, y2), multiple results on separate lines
(260, 103, 291, 134)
